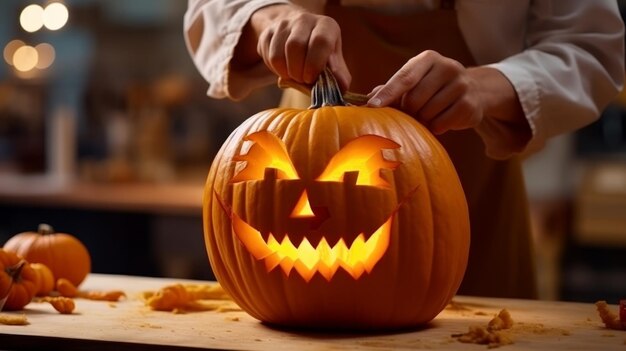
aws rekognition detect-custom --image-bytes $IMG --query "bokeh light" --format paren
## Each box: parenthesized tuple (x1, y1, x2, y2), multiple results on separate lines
(35, 43, 55, 69)
(3, 39, 25, 66)
(20, 4, 45, 33)
(43, 2, 69, 31)
(13, 45, 39, 72)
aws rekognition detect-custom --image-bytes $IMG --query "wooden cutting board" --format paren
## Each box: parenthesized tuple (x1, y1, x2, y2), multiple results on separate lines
(0, 274, 624, 350)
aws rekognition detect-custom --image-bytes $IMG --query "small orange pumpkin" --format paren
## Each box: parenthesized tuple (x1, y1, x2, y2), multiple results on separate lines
(203, 70, 470, 329)
(30, 263, 55, 296)
(0, 249, 37, 311)
(3, 224, 91, 287)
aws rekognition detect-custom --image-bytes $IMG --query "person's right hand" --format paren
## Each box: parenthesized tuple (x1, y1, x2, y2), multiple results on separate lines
(251, 4, 351, 91)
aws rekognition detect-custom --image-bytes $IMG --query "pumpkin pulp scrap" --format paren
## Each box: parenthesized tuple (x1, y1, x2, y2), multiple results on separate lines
(144, 283, 234, 313)
(596, 300, 626, 330)
(57, 278, 126, 302)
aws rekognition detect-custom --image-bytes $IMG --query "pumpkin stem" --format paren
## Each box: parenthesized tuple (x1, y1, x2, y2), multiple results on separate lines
(38, 223, 54, 235)
(310, 67, 347, 109)
(5, 259, 27, 283)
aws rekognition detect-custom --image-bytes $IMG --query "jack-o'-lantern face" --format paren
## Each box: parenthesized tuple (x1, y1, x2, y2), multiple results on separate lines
(203, 71, 470, 329)
(217, 131, 407, 282)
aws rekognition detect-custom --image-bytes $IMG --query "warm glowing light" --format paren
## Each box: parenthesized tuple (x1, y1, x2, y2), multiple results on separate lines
(13, 45, 39, 72)
(231, 131, 299, 182)
(290, 191, 315, 218)
(227, 133, 402, 282)
(3, 40, 25, 66)
(35, 43, 55, 69)
(317, 135, 401, 187)
(232, 212, 392, 282)
(20, 4, 44, 33)
(43, 2, 69, 31)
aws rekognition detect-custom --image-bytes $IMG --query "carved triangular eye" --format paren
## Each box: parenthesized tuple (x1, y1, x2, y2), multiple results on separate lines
(231, 131, 299, 183)
(317, 135, 401, 187)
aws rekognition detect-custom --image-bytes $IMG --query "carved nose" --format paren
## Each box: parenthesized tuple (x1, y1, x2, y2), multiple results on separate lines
(291, 190, 315, 218)
(290, 190, 330, 230)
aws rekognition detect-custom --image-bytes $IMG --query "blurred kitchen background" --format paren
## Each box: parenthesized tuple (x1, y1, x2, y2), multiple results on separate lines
(0, 1, 624, 303)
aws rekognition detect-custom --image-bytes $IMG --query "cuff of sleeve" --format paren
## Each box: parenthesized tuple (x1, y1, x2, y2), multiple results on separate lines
(477, 61, 544, 159)
(218, 0, 290, 100)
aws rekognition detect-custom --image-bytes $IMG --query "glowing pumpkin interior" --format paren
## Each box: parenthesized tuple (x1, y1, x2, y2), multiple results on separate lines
(222, 131, 404, 282)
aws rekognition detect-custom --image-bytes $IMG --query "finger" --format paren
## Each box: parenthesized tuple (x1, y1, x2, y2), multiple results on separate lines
(256, 27, 272, 67)
(327, 38, 351, 91)
(367, 85, 384, 98)
(328, 55, 351, 92)
(285, 21, 313, 83)
(327, 18, 351, 92)
(303, 17, 340, 84)
(428, 95, 482, 135)
(266, 22, 291, 78)
(367, 50, 437, 107)
(400, 59, 462, 118)
(368, 86, 403, 107)
(415, 77, 466, 124)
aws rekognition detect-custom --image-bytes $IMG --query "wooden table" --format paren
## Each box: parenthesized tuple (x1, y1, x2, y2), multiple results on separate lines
(0, 274, 623, 350)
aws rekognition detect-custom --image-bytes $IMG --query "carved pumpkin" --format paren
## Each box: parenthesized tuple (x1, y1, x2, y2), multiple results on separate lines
(203, 70, 470, 330)
(0, 249, 37, 311)
(3, 224, 91, 287)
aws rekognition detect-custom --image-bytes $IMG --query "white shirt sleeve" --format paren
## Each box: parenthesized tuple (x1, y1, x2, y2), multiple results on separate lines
(184, 0, 625, 159)
(184, 0, 290, 100)
(484, 1, 625, 158)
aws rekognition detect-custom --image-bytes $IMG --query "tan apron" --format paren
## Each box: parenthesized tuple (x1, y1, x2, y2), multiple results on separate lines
(281, 0, 537, 299)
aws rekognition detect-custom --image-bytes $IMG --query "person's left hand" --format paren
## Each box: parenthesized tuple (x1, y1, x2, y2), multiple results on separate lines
(367, 50, 483, 135)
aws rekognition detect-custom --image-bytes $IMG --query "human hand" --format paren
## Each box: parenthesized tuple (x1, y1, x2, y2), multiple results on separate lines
(251, 4, 351, 91)
(367, 50, 483, 135)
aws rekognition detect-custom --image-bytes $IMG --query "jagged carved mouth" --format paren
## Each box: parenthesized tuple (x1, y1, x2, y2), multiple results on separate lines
(214, 132, 408, 282)
(231, 212, 392, 282)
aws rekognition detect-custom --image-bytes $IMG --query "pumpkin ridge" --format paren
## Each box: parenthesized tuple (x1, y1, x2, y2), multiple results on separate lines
(380, 107, 436, 324)
(203, 70, 470, 329)
(1, 249, 37, 310)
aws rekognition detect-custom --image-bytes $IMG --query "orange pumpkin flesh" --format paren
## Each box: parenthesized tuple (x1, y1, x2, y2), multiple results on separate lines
(3, 224, 91, 287)
(1, 249, 37, 311)
(203, 70, 470, 330)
